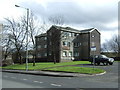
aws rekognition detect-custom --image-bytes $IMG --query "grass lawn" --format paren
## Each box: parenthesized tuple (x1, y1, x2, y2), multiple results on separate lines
(43, 66, 105, 74)
(2, 61, 90, 70)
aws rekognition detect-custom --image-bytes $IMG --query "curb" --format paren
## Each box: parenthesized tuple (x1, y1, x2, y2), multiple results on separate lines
(2, 70, 74, 77)
(2, 69, 106, 77)
(94, 71, 106, 76)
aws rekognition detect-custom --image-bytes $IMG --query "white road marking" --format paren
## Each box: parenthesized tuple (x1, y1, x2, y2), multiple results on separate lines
(33, 81, 39, 83)
(51, 83, 61, 87)
(23, 79, 27, 80)
(39, 82, 43, 83)
(11, 77, 16, 79)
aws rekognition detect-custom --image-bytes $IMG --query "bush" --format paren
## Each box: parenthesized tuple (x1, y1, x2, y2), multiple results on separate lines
(2, 59, 14, 66)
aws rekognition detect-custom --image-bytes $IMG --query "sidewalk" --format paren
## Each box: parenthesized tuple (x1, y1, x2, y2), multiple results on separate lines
(2, 69, 106, 77)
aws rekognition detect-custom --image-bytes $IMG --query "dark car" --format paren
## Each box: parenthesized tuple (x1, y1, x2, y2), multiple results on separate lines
(89, 55, 114, 65)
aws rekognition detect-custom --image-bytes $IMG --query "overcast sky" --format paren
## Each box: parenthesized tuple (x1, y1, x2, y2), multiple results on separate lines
(0, 0, 119, 44)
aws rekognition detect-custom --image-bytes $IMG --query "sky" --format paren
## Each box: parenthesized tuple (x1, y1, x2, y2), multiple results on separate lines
(0, 0, 119, 44)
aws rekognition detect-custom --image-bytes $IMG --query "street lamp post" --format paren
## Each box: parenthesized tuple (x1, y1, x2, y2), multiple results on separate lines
(91, 35, 96, 70)
(15, 5, 29, 71)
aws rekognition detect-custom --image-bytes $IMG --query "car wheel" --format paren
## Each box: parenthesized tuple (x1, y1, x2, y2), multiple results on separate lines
(103, 62, 108, 66)
(97, 62, 100, 65)
(109, 62, 113, 65)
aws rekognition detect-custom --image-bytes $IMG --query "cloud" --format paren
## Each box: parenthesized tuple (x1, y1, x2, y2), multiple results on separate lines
(19, 0, 118, 32)
(0, 0, 118, 33)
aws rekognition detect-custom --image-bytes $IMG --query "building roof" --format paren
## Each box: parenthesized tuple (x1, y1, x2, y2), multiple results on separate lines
(51, 25, 100, 34)
(80, 28, 100, 34)
(35, 33, 47, 38)
(51, 25, 80, 33)
(36, 25, 100, 37)
(80, 28, 94, 33)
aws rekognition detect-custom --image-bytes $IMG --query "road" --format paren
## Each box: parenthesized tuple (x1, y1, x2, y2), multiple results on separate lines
(2, 62, 119, 89)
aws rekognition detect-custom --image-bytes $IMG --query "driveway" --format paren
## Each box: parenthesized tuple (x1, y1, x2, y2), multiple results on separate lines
(74, 61, 119, 85)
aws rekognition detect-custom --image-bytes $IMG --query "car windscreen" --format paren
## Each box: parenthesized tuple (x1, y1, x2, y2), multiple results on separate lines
(101, 55, 108, 58)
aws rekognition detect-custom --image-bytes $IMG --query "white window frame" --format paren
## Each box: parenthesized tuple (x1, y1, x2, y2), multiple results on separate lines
(68, 52, 72, 57)
(63, 51, 67, 57)
(63, 41, 67, 46)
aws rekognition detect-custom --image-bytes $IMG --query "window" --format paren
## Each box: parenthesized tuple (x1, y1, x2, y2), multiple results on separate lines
(44, 53, 47, 56)
(63, 51, 67, 57)
(38, 45, 41, 48)
(74, 33, 77, 36)
(74, 42, 81, 47)
(63, 41, 71, 47)
(74, 33, 79, 36)
(49, 52, 52, 55)
(68, 32, 72, 37)
(44, 45, 47, 48)
(68, 42, 71, 47)
(37, 53, 41, 57)
(44, 37, 47, 40)
(62, 32, 69, 38)
(63, 41, 67, 46)
(49, 42, 52, 45)
(68, 52, 72, 57)
(74, 52, 79, 56)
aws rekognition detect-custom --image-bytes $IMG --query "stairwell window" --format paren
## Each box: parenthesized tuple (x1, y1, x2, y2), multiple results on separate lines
(74, 42, 81, 47)
(74, 52, 79, 56)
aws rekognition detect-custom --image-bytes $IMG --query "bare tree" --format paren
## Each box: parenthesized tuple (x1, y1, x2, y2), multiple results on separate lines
(3, 18, 27, 64)
(102, 35, 120, 57)
(28, 12, 48, 66)
(109, 35, 120, 56)
(48, 14, 64, 26)
(2, 36, 12, 61)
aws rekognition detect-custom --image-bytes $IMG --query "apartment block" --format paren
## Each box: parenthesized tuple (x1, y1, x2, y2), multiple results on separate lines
(35, 25, 100, 62)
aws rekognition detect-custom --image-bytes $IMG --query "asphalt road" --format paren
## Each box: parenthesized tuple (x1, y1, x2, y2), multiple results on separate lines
(2, 62, 119, 89)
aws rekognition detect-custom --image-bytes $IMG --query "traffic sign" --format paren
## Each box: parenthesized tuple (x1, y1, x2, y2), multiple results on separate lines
(91, 46, 96, 51)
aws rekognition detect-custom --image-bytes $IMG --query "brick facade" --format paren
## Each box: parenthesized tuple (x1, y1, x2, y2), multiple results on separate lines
(35, 25, 100, 62)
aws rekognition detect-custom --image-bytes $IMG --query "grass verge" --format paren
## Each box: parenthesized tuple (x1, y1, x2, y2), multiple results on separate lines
(2, 61, 105, 74)
(2, 61, 90, 70)
(43, 66, 105, 74)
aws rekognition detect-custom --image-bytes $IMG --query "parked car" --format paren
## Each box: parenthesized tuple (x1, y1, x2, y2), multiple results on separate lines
(89, 55, 114, 65)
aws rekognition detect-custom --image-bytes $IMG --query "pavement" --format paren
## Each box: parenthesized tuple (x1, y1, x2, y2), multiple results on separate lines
(2, 68, 106, 77)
